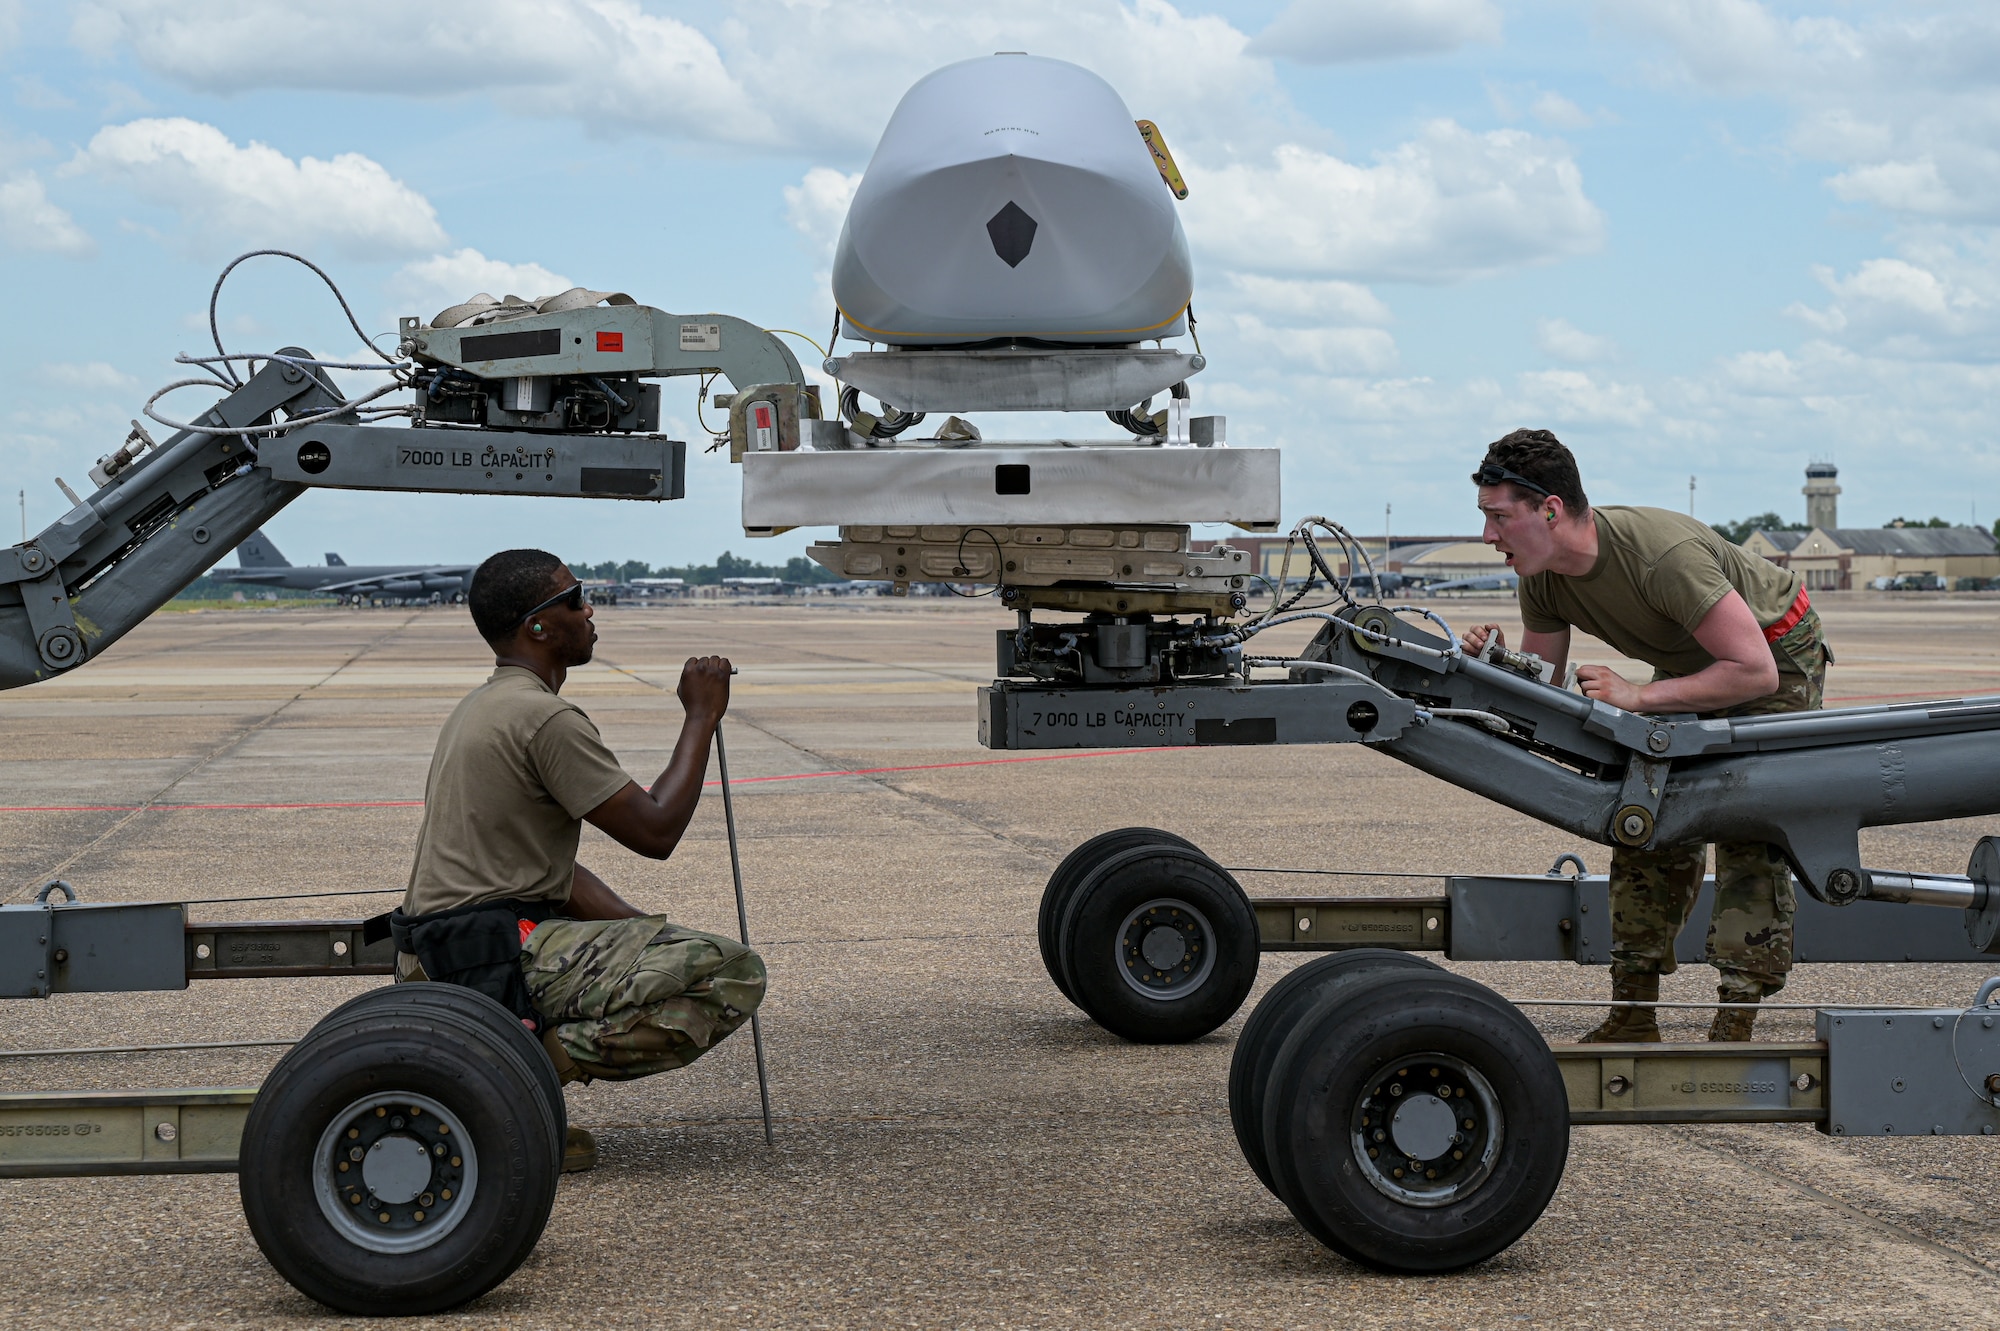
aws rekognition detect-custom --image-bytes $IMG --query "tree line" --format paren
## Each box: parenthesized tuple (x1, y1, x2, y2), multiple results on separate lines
(1708, 512, 1995, 546)
(567, 551, 842, 585)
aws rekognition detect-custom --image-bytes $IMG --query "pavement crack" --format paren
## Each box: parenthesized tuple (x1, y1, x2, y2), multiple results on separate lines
(11, 611, 425, 899)
(1665, 1126, 2000, 1281)
(595, 653, 1061, 873)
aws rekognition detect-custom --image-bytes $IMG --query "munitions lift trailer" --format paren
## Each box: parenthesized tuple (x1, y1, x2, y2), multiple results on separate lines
(0, 276, 815, 1314)
(982, 596, 2000, 1268)
(6, 276, 2000, 1291)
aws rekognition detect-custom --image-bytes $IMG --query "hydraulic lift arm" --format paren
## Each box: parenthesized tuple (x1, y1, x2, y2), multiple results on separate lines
(0, 287, 808, 692)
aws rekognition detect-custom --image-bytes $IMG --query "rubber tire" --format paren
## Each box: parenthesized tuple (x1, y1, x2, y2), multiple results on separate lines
(1039, 827, 1200, 1007)
(1229, 949, 1441, 1194)
(318, 984, 567, 1171)
(239, 991, 562, 1314)
(1261, 968, 1569, 1273)
(1059, 845, 1257, 1043)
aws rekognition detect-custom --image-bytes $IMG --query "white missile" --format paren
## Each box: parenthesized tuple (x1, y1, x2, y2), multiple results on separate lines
(832, 53, 1192, 348)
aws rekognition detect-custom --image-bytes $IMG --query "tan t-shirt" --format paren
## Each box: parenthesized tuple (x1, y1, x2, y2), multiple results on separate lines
(402, 666, 632, 916)
(1518, 506, 1806, 678)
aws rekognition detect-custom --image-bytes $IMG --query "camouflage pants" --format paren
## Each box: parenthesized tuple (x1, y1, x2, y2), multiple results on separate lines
(1608, 612, 1828, 997)
(520, 916, 767, 1083)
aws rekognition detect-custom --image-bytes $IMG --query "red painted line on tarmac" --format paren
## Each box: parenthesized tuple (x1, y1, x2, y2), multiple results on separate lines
(0, 748, 1182, 813)
(0, 799, 429, 813)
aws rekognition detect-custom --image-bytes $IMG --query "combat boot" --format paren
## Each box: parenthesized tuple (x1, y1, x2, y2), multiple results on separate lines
(564, 1126, 598, 1174)
(1708, 988, 1760, 1042)
(1580, 970, 1661, 1043)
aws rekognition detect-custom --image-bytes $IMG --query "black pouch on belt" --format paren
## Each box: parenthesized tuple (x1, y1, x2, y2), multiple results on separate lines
(382, 898, 557, 1029)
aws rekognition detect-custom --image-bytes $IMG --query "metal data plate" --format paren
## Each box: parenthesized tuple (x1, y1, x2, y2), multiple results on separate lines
(979, 680, 1415, 749)
(1819, 1008, 2000, 1137)
(1556, 1044, 1825, 1125)
(185, 920, 394, 979)
(741, 447, 1280, 530)
(0, 1088, 252, 1176)
(268, 424, 685, 501)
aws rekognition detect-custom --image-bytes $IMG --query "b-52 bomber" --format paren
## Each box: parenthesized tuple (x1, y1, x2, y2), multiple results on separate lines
(212, 529, 475, 605)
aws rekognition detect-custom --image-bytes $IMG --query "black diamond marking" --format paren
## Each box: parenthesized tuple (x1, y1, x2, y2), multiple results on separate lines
(986, 201, 1038, 268)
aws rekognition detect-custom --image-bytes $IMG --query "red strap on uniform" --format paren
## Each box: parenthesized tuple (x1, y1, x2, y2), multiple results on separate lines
(1764, 586, 1811, 644)
(518, 917, 538, 946)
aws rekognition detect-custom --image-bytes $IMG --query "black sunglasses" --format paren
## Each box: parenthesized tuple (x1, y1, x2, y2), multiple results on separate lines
(1470, 463, 1552, 497)
(516, 582, 584, 633)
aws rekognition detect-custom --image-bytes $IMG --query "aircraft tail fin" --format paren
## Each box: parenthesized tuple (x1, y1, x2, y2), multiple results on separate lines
(325, 553, 346, 566)
(236, 530, 290, 568)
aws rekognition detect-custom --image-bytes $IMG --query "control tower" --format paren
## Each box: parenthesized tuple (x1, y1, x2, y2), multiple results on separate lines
(1804, 461, 1840, 529)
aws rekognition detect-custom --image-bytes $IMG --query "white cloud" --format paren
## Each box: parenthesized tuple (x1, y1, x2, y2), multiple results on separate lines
(1249, 0, 1501, 63)
(390, 249, 574, 319)
(40, 361, 136, 389)
(1184, 121, 1603, 283)
(0, 173, 92, 256)
(74, 1, 1283, 158)
(65, 118, 446, 258)
(1231, 317, 1399, 374)
(1531, 91, 1593, 130)
(1783, 250, 1996, 358)
(1536, 317, 1616, 363)
(1611, 2, 2000, 222)
(70, 0, 767, 143)
(1216, 274, 1392, 326)
(783, 167, 862, 262)
(1511, 369, 1655, 427)
(1825, 158, 1964, 218)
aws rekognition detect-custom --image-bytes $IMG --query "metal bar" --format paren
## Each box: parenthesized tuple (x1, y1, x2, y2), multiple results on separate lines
(266, 424, 686, 502)
(1553, 1042, 1826, 1125)
(1725, 698, 2000, 748)
(0, 1087, 254, 1177)
(715, 725, 775, 1146)
(1252, 897, 1447, 952)
(1861, 870, 1985, 909)
(184, 919, 395, 979)
(0, 1039, 294, 1059)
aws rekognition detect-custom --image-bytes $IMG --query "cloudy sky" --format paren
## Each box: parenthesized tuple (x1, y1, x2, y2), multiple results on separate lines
(1, 0, 1995, 566)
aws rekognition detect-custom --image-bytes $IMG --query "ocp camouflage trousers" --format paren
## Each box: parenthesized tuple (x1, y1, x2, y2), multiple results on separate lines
(1609, 616, 1827, 996)
(520, 915, 767, 1083)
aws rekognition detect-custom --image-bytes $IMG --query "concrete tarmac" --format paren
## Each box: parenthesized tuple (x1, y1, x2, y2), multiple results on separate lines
(2, 594, 1999, 1328)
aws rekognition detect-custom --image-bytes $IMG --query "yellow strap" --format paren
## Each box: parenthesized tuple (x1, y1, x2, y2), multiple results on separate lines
(1136, 120, 1189, 200)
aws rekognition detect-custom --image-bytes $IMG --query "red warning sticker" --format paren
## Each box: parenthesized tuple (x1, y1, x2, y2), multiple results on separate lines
(596, 331, 624, 353)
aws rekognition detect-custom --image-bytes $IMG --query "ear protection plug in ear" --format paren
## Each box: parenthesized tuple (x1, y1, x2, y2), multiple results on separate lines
(532, 623, 543, 633)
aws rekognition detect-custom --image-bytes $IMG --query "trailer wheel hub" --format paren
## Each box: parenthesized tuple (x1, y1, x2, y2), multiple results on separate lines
(313, 1091, 478, 1253)
(1351, 1053, 1502, 1208)
(1117, 897, 1215, 999)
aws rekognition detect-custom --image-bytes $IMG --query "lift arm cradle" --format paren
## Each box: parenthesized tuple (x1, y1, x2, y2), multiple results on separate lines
(0, 355, 693, 690)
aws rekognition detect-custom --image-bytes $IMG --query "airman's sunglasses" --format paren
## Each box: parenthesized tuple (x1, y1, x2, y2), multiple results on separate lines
(516, 582, 584, 632)
(1470, 463, 1551, 497)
